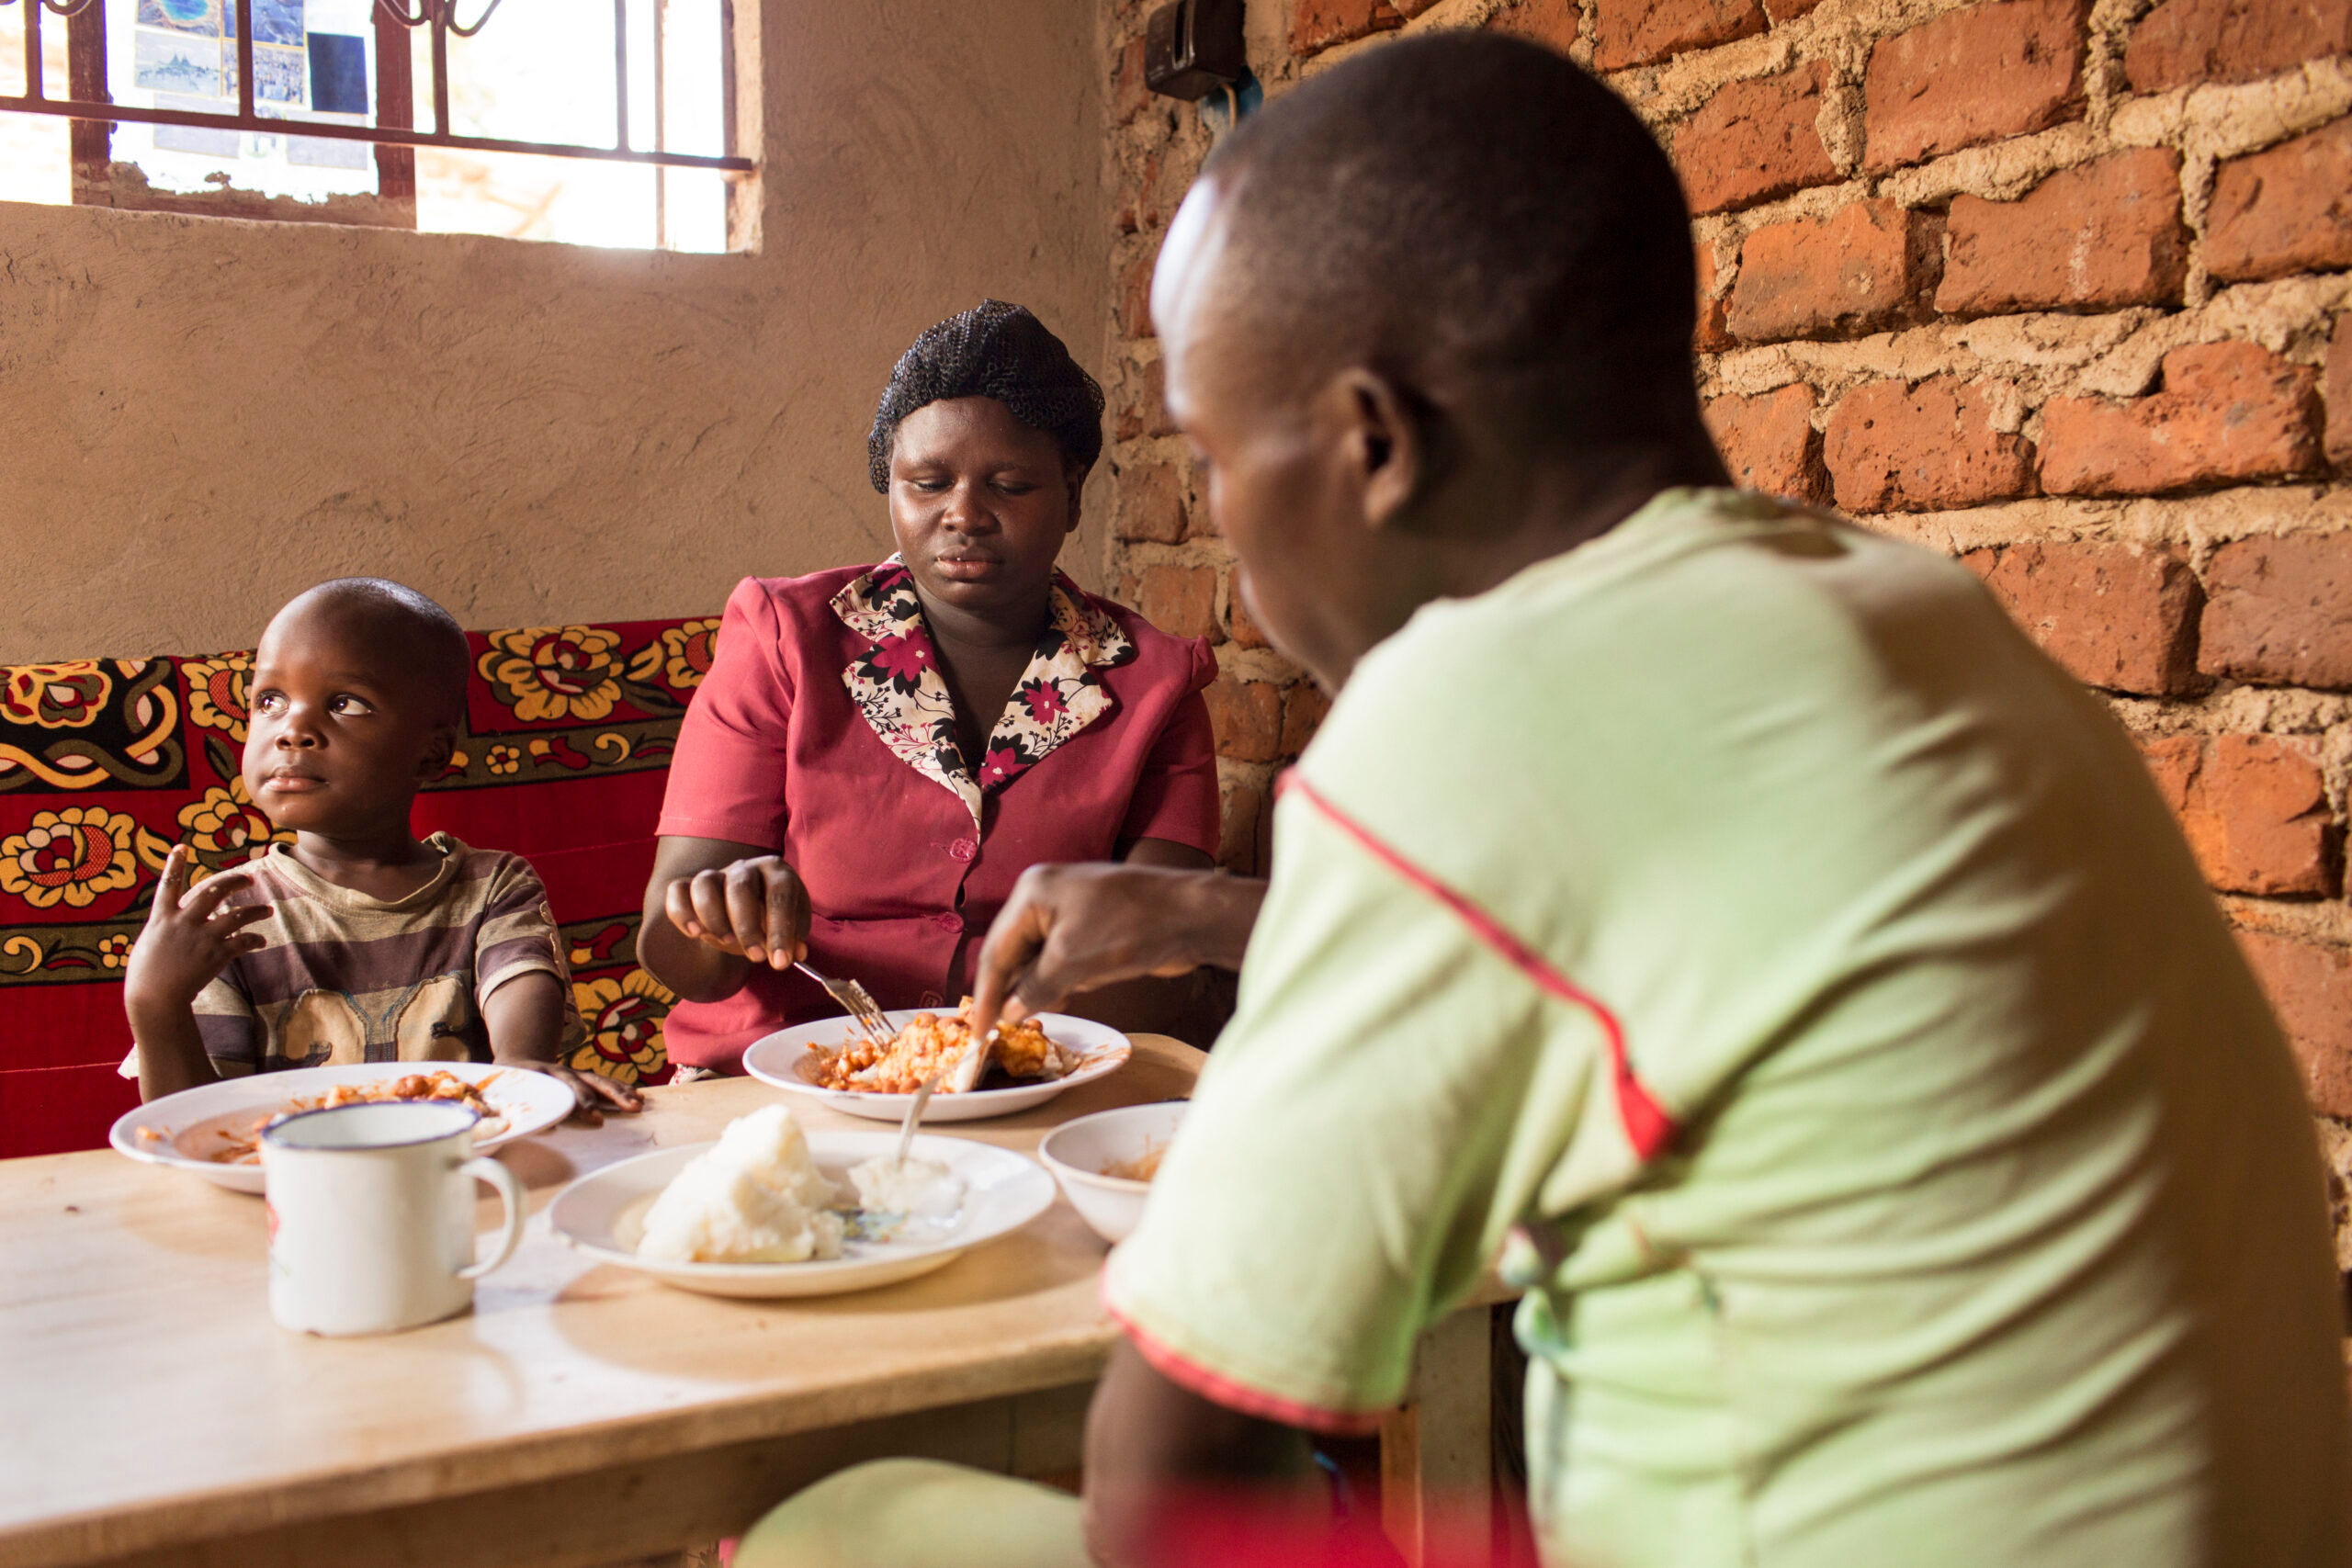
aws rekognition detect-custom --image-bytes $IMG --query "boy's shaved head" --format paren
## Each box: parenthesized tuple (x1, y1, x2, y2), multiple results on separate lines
(1186, 33, 1700, 446)
(274, 578, 470, 726)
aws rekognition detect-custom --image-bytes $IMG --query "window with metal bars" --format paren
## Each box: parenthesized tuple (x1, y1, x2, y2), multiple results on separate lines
(0, 0, 754, 250)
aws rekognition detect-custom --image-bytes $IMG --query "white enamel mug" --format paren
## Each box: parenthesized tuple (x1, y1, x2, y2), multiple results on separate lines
(261, 1100, 527, 1337)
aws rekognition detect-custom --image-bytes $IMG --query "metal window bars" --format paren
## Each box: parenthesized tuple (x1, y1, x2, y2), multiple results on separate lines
(0, 0, 751, 200)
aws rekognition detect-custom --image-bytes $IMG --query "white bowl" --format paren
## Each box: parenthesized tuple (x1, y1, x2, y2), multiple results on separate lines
(547, 1130, 1056, 1298)
(741, 1010, 1131, 1123)
(1036, 1100, 1189, 1245)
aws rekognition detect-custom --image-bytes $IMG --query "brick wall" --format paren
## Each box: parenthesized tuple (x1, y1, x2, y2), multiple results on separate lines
(1093, 0, 2352, 1279)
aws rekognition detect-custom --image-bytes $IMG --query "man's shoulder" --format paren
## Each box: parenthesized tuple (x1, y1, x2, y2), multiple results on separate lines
(1340, 491, 1993, 733)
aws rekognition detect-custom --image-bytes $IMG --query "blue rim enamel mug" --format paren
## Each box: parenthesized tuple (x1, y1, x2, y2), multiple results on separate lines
(260, 1100, 526, 1336)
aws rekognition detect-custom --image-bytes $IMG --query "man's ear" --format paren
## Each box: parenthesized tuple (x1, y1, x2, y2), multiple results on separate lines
(1333, 367, 1428, 533)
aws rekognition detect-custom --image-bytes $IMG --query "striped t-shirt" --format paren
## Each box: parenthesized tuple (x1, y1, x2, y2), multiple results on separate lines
(123, 834, 582, 1077)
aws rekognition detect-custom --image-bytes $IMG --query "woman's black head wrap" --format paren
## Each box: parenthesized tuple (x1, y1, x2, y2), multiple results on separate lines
(867, 299, 1106, 492)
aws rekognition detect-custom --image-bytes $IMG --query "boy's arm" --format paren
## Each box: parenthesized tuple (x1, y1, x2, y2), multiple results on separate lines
(123, 847, 271, 1101)
(484, 970, 644, 1120)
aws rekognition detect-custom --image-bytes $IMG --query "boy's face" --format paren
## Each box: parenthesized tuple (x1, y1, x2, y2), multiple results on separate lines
(1152, 178, 1413, 692)
(242, 599, 453, 840)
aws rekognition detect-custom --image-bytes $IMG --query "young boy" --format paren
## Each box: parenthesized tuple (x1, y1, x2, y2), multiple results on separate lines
(741, 33, 2348, 1568)
(124, 578, 640, 1121)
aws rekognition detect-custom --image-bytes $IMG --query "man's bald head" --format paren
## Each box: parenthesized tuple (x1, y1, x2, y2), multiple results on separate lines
(1172, 33, 1701, 450)
(267, 578, 470, 727)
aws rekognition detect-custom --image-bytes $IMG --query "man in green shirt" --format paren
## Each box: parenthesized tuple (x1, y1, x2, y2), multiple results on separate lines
(741, 33, 2349, 1568)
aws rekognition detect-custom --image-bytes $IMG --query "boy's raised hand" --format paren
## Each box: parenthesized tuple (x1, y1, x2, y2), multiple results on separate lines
(124, 846, 272, 1010)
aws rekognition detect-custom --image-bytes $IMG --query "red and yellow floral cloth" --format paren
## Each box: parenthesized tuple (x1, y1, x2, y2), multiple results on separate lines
(0, 616, 717, 1157)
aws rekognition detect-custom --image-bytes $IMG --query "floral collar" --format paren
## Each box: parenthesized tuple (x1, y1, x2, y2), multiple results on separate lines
(834, 560, 1136, 829)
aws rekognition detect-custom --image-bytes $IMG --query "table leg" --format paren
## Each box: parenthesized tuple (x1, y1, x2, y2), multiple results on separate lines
(1379, 1308, 1495, 1568)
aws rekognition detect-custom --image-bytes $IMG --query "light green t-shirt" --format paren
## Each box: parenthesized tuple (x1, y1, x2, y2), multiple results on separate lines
(1105, 490, 2349, 1567)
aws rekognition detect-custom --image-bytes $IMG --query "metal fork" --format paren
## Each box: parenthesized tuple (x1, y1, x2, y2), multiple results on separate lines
(794, 961, 895, 1046)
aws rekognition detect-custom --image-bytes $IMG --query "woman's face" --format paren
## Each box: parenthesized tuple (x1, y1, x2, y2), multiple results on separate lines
(888, 397, 1081, 627)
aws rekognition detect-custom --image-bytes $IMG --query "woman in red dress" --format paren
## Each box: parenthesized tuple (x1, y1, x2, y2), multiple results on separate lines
(638, 301, 1222, 1074)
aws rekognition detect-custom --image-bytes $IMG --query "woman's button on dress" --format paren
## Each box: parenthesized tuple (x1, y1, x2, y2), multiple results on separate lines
(933, 911, 965, 933)
(948, 838, 978, 863)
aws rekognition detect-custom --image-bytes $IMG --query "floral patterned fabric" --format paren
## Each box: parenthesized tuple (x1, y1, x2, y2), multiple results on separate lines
(834, 563, 1135, 830)
(0, 616, 720, 1158)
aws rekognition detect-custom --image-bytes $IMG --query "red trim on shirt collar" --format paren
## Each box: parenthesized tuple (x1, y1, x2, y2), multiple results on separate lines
(1102, 1279, 1393, 1438)
(1279, 772, 1677, 1162)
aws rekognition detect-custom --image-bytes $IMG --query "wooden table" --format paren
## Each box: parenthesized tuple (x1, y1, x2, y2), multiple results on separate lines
(0, 1036, 1495, 1568)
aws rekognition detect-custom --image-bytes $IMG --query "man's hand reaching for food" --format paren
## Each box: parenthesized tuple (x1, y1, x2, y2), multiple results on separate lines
(966, 863, 1266, 1043)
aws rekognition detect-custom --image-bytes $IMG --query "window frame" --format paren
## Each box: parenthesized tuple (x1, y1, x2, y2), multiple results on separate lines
(1, 0, 754, 240)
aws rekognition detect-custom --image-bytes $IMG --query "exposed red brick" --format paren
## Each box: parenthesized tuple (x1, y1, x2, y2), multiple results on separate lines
(2328, 314, 2352, 468)
(1487, 0, 1579, 51)
(2235, 931, 2352, 1117)
(2205, 117, 2352, 284)
(1137, 148, 1198, 234)
(1961, 540, 2201, 694)
(2040, 343, 2321, 497)
(1113, 34, 1151, 127)
(1134, 563, 1222, 642)
(1937, 149, 2187, 315)
(1591, 0, 1766, 71)
(1227, 579, 1270, 649)
(1764, 0, 1824, 17)
(2199, 532, 2352, 689)
(1863, 0, 2086, 170)
(1704, 384, 1825, 501)
(1112, 462, 1188, 544)
(1118, 246, 1157, 341)
(2124, 0, 2352, 94)
(1114, 357, 1177, 442)
(1675, 63, 1839, 216)
(1823, 377, 2038, 512)
(1204, 675, 1284, 761)
(1290, 0, 1405, 57)
(2145, 734, 2337, 894)
(2138, 732, 2200, 818)
(1395, 0, 1443, 13)
(1217, 770, 1272, 875)
(1281, 682, 1332, 756)
(2195, 736, 2336, 895)
(1726, 200, 1922, 343)
(1695, 244, 1734, 353)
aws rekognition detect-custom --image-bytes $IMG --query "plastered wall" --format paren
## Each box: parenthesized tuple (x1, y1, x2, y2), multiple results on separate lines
(0, 0, 1112, 663)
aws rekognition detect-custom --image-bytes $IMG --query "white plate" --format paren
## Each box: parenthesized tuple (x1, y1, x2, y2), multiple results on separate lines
(109, 1061, 577, 1195)
(547, 1131, 1056, 1298)
(741, 1010, 1131, 1123)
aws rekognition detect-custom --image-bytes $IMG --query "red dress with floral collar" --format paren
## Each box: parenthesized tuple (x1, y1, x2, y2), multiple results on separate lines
(653, 562, 1221, 1071)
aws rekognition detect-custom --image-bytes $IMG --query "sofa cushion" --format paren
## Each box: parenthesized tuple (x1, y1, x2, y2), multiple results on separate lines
(0, 616, 716, 1157)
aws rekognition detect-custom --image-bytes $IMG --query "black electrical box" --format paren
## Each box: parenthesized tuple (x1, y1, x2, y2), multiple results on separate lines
(1145, 0, 1247, 101)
